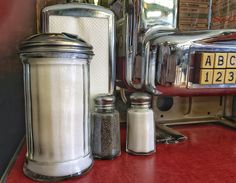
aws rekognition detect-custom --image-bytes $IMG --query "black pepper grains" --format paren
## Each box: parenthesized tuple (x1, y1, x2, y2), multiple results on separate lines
(92, 94, 121, 159)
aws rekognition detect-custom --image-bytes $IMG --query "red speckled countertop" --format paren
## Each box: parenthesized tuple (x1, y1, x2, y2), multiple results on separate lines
(4, 124, 236, 183)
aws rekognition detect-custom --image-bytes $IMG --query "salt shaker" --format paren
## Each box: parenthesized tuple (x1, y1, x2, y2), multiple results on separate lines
(126, 92, 156, 155)
(92, 94, 121, 159)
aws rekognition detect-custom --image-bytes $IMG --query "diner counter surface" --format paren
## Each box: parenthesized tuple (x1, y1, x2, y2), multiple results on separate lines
(4, 124, 236, 183)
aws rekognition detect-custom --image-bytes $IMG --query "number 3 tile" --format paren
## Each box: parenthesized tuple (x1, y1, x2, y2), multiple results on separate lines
(225, 69, 236, 84)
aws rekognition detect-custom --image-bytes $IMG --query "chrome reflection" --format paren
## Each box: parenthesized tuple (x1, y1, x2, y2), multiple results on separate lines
(113, 0, 178, 89)
(144, 29, 236, 94)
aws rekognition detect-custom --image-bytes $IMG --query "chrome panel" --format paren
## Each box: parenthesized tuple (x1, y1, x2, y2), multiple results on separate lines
(153, 95, 226, 124)
(144, 29, 236, 93)
(113, 0, 178, 89)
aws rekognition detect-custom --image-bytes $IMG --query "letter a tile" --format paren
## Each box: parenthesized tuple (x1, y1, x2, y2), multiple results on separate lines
(200, 53, 215, 68)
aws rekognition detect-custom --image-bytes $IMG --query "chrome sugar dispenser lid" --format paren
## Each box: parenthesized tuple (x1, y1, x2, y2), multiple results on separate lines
(19, 32, 94, 59)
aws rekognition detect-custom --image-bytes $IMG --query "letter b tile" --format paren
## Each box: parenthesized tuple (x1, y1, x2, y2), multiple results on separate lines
(214, 53, 227, 68)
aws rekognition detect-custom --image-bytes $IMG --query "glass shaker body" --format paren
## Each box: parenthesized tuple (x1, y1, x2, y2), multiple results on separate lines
(19, 33, 94, 181)
(126, 93, 156, 155)
(92, 95, 121, 159)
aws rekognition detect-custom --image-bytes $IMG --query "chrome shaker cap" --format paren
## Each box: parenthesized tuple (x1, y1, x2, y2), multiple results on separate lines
(94, 94, 115, 109)
(19, 32, 94, 59)
(130, 92, 151, 106)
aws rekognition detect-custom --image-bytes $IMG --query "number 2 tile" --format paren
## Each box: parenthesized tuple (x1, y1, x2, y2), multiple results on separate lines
(213, 69, 226, 84)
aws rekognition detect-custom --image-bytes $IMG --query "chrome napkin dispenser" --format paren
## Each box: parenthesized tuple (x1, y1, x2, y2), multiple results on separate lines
(42, 2, 115, 107)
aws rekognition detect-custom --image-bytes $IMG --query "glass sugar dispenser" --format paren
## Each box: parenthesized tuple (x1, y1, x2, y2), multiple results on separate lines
(126, 92, 156, 155)
(92, 94, 121, 160)
(19, 33, 94, 181)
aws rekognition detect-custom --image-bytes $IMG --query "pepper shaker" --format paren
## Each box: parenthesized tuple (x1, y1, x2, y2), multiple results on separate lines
(92, 94, 121, 159)
(126, 92, 156, 155)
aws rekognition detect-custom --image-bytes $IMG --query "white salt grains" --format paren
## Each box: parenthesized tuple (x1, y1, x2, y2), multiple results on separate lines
(126, 93, 156, 155)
